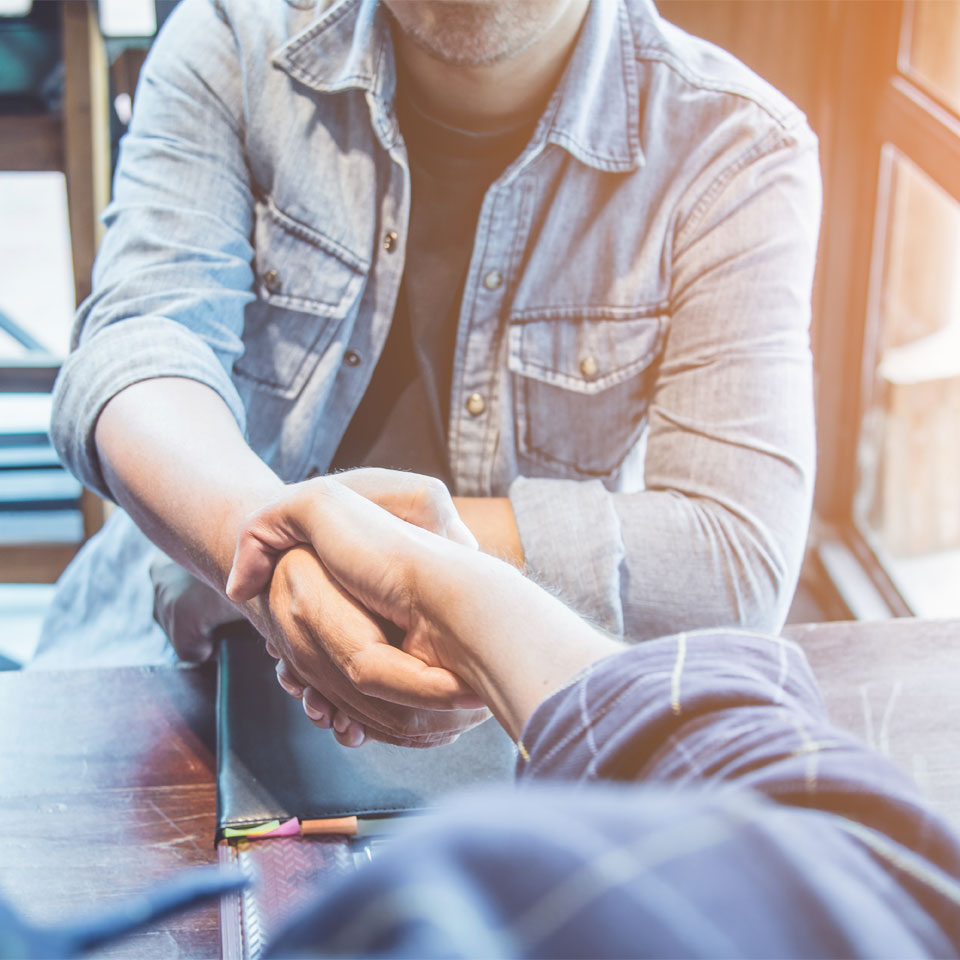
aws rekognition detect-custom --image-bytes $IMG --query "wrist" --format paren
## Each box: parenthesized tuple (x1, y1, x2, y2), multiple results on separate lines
(414, 547, 621, 739)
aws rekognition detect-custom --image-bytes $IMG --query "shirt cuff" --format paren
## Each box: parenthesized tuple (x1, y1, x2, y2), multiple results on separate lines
(508, 475, 625, 635)
(51, 316, 247, 499)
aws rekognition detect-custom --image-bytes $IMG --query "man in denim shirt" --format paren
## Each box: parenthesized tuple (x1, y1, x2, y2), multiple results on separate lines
(38, 0, 820, 747)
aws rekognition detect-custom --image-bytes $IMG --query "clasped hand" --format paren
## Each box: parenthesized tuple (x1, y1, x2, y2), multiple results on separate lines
(155, 469, 489, 748)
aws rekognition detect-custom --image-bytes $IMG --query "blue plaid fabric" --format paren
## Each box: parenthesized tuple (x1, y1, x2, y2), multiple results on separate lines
(268, 630, 960, 958)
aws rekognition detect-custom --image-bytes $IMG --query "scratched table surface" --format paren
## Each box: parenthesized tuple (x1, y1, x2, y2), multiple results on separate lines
(1, 618, 959, 958)
(785, 617, 960, 827)
(0, 664, 219, 959)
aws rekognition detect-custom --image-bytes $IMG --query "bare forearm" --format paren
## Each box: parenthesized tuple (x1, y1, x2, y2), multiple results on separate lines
(95, 377, 284, 590)
(421, 549, 622, 739)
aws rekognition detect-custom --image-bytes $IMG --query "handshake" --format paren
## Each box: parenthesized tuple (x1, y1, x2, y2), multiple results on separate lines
(151, 469, 618, 750)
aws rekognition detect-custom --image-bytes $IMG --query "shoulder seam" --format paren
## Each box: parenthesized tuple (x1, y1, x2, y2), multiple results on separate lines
(673, 124, 813, 259)
(633, 40, 799, 130)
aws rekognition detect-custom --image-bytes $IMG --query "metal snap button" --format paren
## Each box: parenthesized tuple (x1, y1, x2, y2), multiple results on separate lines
(263, 268, 280, 292)
(579, 356, 599, 380)
(466, 393, 486, 416)
(482, 270, 502, 291)
(344, 350, 361, 367)
(383, 230, 399, 252)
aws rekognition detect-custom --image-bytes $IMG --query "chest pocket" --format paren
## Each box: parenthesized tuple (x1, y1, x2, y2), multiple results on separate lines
(508, 312, 665, 477)
(234, 201, 368, 399)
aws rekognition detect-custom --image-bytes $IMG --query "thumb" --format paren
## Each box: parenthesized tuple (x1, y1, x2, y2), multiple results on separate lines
(225, 498, 313, 602)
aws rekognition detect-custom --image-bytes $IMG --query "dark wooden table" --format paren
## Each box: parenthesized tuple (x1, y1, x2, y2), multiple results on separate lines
(0, 664, 219, 958)
(1, 617, 959, 958)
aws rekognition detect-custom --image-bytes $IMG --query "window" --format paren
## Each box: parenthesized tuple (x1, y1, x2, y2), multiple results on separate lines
(856, 151, 960, 615)
(815, 0, 960, 618)
(0, 169, 74, 362)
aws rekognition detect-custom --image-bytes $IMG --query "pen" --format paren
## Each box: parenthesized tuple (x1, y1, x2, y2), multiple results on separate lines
(223, 814, 416, 841)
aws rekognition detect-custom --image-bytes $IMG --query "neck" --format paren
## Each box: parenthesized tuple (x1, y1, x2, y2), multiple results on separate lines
(391, 0, 590, 133)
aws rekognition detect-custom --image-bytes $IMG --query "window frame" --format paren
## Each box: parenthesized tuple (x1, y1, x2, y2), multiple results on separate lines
(813, 0, 960, 617)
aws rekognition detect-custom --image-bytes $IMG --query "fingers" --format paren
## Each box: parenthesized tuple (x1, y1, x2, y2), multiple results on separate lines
(275, 642, 477, 731)
(252, 538, 483, 750)
(226, 471, 476, 604)
(277, 662, 368, 746)
(337, 469, 478, 549)
(275, 657, 305, 698)
(302, 686, 331, 728)
(273, 649, 368, 746)
(348, 643, 485, 710)
(332, 709, 366, 748)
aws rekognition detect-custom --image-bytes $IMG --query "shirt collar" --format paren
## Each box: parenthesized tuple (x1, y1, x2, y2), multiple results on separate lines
(273, 0, 647, 172)
(272, 0, 396, 104)
(544, 0, 646, 171)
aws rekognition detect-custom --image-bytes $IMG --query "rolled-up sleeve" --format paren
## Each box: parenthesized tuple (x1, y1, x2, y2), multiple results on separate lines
(51, 0, 254, 499)
(511, 123, 821, 640)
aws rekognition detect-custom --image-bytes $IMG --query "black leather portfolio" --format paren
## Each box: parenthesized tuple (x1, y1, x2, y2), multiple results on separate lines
(216, 623, 517, 834)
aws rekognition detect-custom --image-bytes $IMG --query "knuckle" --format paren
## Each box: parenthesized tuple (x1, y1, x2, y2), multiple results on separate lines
(342, 654, 366, 689)
(353, 673, 380, 698)
(420, 475, 448, 505)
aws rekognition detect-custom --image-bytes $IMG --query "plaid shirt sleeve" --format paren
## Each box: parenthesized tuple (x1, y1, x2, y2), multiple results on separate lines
(268, 630, 960, 959)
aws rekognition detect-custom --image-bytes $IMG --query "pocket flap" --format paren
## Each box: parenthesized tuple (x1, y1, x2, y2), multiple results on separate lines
(254, 200, 367, 319)
(507, 314, 665, 394)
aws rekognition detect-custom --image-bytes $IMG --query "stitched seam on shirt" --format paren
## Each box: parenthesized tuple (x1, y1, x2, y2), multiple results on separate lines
(280, 0, 363, 60)
(618, 0, 642, 163)
(510, 302, 670, 322)
(265, 198, 370, 270)
(672, 125, 802, 259)
(449, 180, 498, 478)
(520, 421, 646, 477)
(481, 176, 535, 493)
(633, 43, 798, 129)
(515, 355, 652, 390)
(283, 63, 375, 92)
(545, 130, 636, 171)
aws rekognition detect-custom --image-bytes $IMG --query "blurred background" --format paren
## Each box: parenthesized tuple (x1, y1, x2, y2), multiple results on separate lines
(1, 0, 958, 666)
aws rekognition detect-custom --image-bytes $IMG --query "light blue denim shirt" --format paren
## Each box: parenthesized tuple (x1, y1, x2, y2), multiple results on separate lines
(43, 0, 820, 664)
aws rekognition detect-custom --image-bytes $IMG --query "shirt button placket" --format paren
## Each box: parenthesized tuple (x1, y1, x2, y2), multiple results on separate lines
(482, 269, 502, 291)
(456, 259, 504, 491)
(464, 271, 501, 420)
